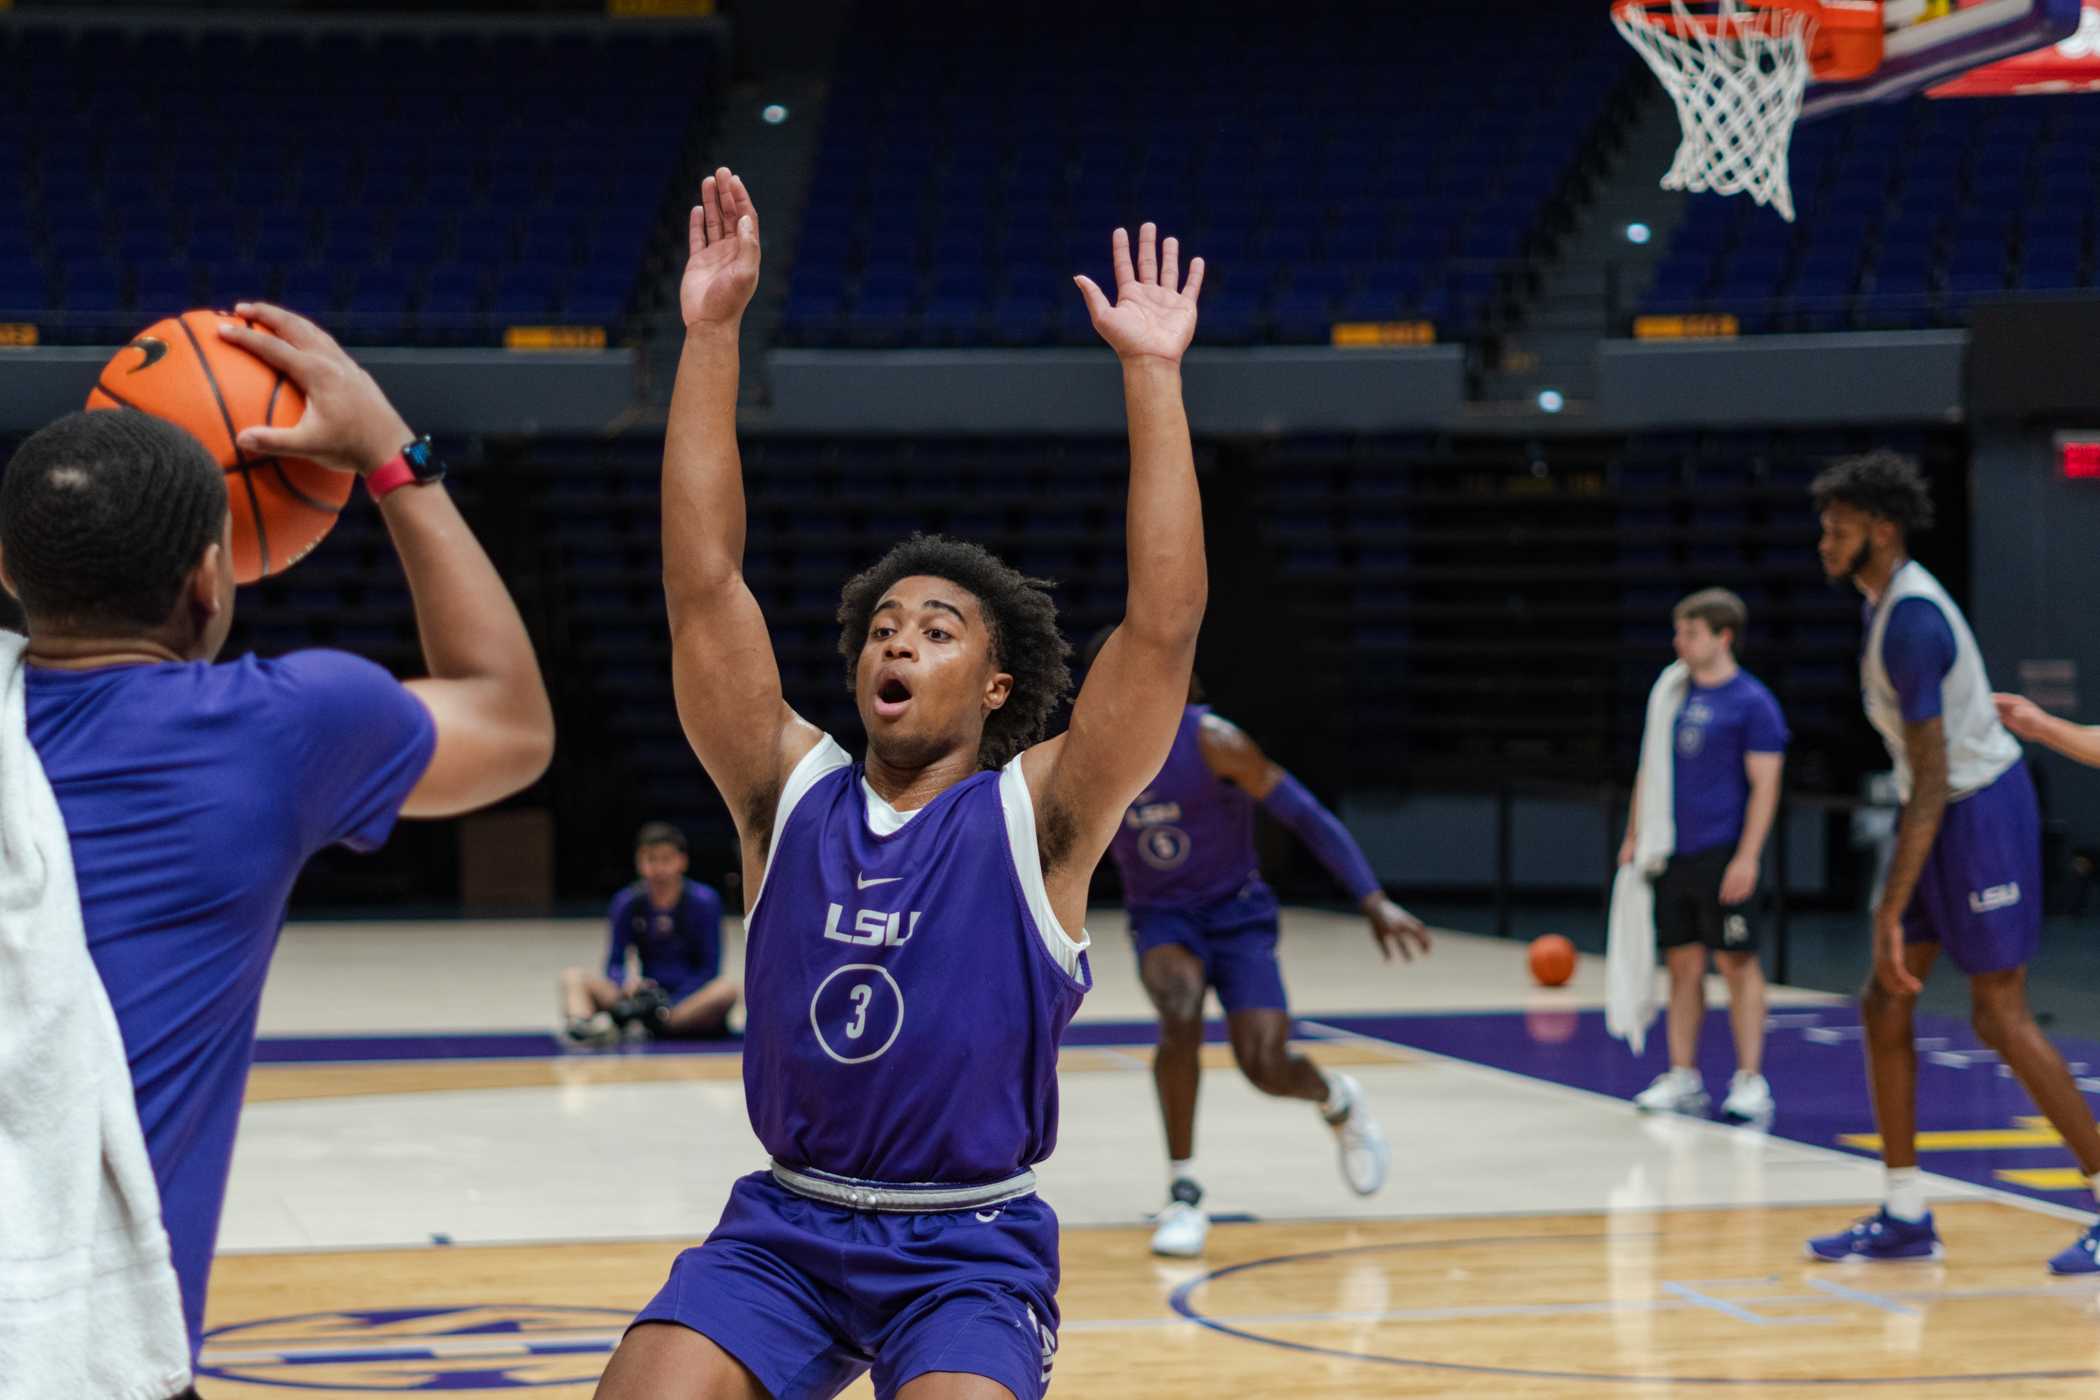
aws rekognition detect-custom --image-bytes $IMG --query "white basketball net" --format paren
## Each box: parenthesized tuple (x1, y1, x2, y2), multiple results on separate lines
(1613, 1, 1815, 221)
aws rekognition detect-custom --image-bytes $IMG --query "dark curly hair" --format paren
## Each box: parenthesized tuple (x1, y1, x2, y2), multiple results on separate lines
(0, 410, 227, 632)
(1810, 449, 1935, 537)
(837, 534, 1072, 769)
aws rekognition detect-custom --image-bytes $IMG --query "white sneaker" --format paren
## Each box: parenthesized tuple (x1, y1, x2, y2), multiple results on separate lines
(1150, 1181, 1210, 1257)
(562, 1012, 616, 1047)
(1324, 1073, 1390, 1196)
(1720, 1071, 1774, 1126)
(1633, 1067, 1710, 1116)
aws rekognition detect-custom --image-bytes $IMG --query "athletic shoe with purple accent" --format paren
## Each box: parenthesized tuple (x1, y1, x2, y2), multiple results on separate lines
(2047, 1222, 2100, 1275)
(1805, 1209, 1943, 1263)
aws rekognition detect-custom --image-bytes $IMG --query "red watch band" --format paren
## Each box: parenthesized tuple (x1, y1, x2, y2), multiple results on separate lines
(366, 453, 418, 502)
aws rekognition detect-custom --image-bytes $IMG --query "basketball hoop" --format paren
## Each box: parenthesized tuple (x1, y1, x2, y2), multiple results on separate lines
(1612, 0, 1884, 221)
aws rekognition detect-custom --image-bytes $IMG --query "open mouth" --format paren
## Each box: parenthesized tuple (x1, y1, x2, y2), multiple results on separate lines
(873, 677, 913, 719)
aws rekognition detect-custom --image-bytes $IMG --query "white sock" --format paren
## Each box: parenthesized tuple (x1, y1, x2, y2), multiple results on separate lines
(1168, 1158, 1198, 1191)
(1884, 1166, 1926, 1223)
(1318, 1068, 1347, 1118)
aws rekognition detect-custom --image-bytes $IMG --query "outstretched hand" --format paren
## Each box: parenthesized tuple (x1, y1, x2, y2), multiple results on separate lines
(681, 167, 761, 330)
(1365, 895, 1432, 964)
(1074, 223, 1203, 365)
(1994, 691, 2051, 742)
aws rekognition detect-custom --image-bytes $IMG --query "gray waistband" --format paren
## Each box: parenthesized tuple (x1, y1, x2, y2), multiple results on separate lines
(768, 1160, 1037, 1213)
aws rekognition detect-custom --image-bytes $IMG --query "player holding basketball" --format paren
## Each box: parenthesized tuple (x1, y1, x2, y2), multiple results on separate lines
(1804, 450, 2100, 1273)
(561, 821, 738, 1044)
(1081, 633, 1426, 1258)
(1, 304, 553, 1384)
(594, 170, 1206, 1400)
(1623, 589, 1787, 1126)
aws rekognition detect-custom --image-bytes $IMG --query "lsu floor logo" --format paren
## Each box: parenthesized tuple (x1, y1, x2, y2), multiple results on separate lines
(198, 1305, 630, 1391)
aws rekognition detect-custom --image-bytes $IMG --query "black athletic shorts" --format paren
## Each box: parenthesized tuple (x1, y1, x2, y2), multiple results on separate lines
(1654, 845, 1765, 953)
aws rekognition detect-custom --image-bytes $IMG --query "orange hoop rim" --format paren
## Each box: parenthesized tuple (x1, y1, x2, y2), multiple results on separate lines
(1611, 0, 1885, 81)
(1610, 0, 1825, 39)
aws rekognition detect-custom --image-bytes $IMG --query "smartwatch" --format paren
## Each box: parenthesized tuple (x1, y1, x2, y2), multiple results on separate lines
(367, 435, 447, 502)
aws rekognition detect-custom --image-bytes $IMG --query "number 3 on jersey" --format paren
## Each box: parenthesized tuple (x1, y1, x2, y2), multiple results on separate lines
(810, 963, 905, 1065)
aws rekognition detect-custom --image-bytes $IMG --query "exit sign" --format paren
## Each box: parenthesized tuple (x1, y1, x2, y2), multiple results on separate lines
(2059, 436, 2100, 480)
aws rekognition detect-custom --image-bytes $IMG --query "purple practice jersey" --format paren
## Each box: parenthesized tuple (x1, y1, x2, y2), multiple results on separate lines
(741, 736, 1092, 1185)
(1108, 705, 1266, 910)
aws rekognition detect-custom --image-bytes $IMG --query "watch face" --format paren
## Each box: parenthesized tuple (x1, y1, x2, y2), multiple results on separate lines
(402, 437, 445, 481)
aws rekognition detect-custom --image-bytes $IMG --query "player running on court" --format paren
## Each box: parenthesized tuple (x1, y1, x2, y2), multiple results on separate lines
(1803, 450, 2100, 1274)
(1083, 636, 1428, 1258)
(595, 170, 1207, 1400)
(1, 305, 553, 1390)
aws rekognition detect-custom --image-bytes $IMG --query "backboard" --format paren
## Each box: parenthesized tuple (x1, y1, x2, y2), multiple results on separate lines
(1800, 0, 2086, 116)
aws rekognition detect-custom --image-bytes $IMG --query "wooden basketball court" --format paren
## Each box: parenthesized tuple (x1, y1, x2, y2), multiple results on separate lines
(192, 914, 2100, 1397)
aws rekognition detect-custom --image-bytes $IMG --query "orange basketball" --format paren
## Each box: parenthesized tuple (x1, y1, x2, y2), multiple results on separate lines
(1528, 934, 1577, 988)
(86, 310, 350, 583)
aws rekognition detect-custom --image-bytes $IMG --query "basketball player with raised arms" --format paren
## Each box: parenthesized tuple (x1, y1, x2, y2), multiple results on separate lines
(594, 170, 1207, 1400)
(1804, 451, 2100, 1274)
(1080, 633, 1427, 1258)
(1, 304, 553, 1387)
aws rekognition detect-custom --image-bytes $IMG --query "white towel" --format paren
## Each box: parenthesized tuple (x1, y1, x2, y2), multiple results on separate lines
(0, 633, 191, 1400)
(1606, 661, 1689, 1056)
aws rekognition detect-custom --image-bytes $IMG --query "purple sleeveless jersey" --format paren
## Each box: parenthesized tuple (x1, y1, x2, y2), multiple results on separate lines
(742, 737, 1092, 1185)
(1109, 705, 1267, 911)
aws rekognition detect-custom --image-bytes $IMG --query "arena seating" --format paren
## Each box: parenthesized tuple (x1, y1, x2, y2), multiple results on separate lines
(1640, 95, 2100, 333)
(1248, 427, 1968, 788)
(0, 25, 715, 345)
(779, 0, 1637, 349)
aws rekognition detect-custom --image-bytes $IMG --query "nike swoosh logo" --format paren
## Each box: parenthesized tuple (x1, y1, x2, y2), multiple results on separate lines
(124, 336, 168, 373)
(856, 874, 903, 890)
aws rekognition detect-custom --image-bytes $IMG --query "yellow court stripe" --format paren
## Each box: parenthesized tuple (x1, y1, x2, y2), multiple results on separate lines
(245, 1040, 1417, 1104)
(1839, 1125, 2064, 1152)
(1995, 1167, 2090, 1190)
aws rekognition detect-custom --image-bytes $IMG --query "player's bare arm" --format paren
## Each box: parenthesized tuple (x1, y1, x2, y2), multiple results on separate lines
(1198, 712, 1430, 962)
(1022, 223, 1207, 929)
(1996, 692, 2100, 767)
(661, 168, 822, 883)
(1721, 751, 1785, 905)
(1875, 717, 1949, 997)
(218, 303, 553, 818)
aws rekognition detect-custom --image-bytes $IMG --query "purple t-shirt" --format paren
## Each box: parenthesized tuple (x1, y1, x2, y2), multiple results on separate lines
(25, 649, 436, 1360)
(605, 879, 723, 996)
(1671, 670, 1788, 858)
(1108, 705, 1268, 910)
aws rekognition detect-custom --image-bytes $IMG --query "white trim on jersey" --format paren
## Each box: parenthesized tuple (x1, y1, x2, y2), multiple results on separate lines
(997, 756, 1091, 980)
(859, 779, 923, 836)
(1861, 561, 2020, 803)
(747, 735, 851, 924)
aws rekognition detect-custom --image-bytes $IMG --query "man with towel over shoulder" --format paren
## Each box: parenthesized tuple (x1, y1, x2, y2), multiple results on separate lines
(0, 306, 552, 1397)
(1610, 589, 1787, 1125)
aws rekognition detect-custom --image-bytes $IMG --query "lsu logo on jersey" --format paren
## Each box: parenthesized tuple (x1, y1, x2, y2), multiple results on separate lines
(1124, 793, 1184, 829)
(824, 902, 921, 947)
(1968, 882, 2022, 914)
(196, 1304, 628, 1389)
